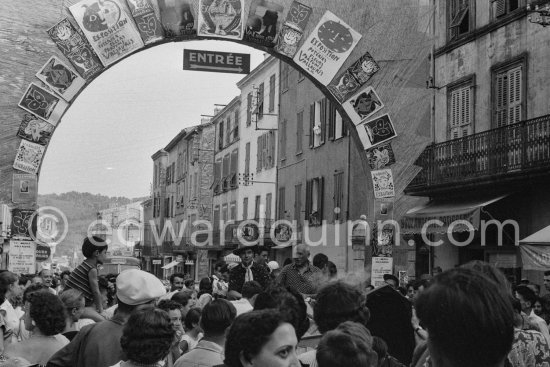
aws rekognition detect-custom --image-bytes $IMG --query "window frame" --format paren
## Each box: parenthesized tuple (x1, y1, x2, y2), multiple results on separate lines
(491, 55, 527, 129)
(447, 0, 475, 42)
(446, 74, 476, 140)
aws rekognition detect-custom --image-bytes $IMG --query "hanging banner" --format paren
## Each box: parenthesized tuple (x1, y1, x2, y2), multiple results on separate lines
(371, 257, 393, 287)
(520, 245, 550, 270)
(12, 174, 38, 205)
(293, 11, 361, 85)
(18, 83, 68, 126)
(367, 143, 396, 170)
(357, 114, 397, 150)
(126, 0, 165, 44)
(8, 240, 37, 275)
(11, 209, 36, 239)
(70, 0, 145, 67)
(371, 169, 395, 199)
(342, 85, 384, 126)
(17, 114, 55, 146)
(13, 140, 46, 175)
(158, 0, 196, 38)
(36, 56, 86, 102)
(328, 52, 380, 103)
(243, 0, 284, 48)
(197, 0, 244, 40)
(47, 18, 104, 80)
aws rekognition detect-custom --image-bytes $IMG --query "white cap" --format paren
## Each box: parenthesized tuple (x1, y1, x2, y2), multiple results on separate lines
(116, 269, 166, 306)
(267, 261, 280, 271)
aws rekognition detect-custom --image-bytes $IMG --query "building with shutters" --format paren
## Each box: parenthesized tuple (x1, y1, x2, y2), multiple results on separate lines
(403, 0, 550, 283)
(235, 56, 280, 247)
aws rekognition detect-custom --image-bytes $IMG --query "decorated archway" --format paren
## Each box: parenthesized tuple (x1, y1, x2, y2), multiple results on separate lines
(0, 0, 432, 235)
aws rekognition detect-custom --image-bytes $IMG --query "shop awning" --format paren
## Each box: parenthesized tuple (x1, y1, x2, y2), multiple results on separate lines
(161, 261, 181, 269)
(401, 195, 508, 234)
(224, 254, 241, 263)
(519, 225, 550, 270)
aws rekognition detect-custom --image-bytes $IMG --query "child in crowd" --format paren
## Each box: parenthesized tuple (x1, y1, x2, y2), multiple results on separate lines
(65, 236, 108, 322)
(180, 308, 203, 354)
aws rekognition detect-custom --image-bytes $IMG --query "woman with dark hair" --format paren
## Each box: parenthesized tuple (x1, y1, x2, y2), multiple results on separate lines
(110, 308, 176, 367)
(0, 271, 22, 343)
(196, 277, 213, 309)
(4, 290, 68, 365)
(317, 322, 378, 367)
(221, 309, 300, 367)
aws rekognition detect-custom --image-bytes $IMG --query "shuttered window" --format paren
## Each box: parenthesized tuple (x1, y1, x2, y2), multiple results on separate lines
(334, 172, 344, 222)
(449, 85, 473, 139)
(269, 74, 276, 112)
(494, 65, 523, 128)
(243, 198, 248, 220)
(256, 136, 262, 172)
(234, 109, 239, 139)
(278, 187, 285, 220)
(281, 62, 289, 91)
(306, 177, 324, 226)
(230, 201, 237, 221)
(493, 0, 520, 18)
(258, 83, 264, 119)
(280, 119, 287, 161)
(265, 193, 272, 221)
(294, 184, 302, 229)
(309, 104, 315, 148)
(230, 149, 238, 188)
(448, 0, 471, 40)
(297, 111, 303, 153)
(254, 195, 261, 220)
(245, 142, 250, 176)
(247, 92, 252, 126)
(219, 120, 224, 149)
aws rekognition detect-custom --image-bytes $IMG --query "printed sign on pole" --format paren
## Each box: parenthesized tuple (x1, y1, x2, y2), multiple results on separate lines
(13, 140, 46, 175)
(293, 11, 361, 85)
(70, 0, 145, 67)
(17, 114, 55, 146)
(357, 114, 397, 151)
(8, 240, 37, 275)
(197, 0, 244, 40)
(371, 169, 395, 199)
(36, 56, 86, 102)
(18, 83, 68, 126)
(371, 257, 393, 287)
(47, 18, 104, 80)
(12, 174, 38, 205)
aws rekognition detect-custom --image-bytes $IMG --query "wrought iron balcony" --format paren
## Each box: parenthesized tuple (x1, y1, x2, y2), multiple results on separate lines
(406, 114, 550, 195)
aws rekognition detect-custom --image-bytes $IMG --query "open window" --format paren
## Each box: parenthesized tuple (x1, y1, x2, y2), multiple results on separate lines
(448, 0, 472, 40)
(305, 177, 324, 226)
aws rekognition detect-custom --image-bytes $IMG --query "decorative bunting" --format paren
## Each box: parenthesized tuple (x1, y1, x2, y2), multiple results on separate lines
(69, 0, 144, 67)
(17, 114, 54, 146)
(47, 18, 104, 80)
(127, 0, 165, 44)
(198, 0, 244, 40)
(18, 83, 68, 126)
(293, 11, 361, 85)
(12, 174, 38, 205)
(243, 0, 284, 48)
(367, 143, 396, 170)
(13, 140, 46, 175)
(158, 0, 196, 38)
(36, 56, 86, 102)
(357, 114, 397, 150)
(342, 85, 384, 126)
(371, 169, 395, 199)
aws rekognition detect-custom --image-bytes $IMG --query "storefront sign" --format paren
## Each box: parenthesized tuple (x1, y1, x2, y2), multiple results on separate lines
(371, 257, 393, 287)
(152, 259, 162, 265)
(184, 49, 250, 74)
(8, 240, 36, 274)
(35, 244, 51, 262)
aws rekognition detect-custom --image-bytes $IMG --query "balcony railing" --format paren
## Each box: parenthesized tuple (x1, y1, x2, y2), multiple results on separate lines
(407, 115, 550, 193)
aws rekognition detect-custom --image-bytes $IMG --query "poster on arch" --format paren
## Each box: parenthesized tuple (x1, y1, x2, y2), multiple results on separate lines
(273, 1, 312, 57)
(293, 10, 362, 85)
(69, 0, 145, 67)
(13, 140, 46, 175)
(126, 0, 165, 44)
(197, 0, 244, 40)
(157, 0, 197, 38)
(12, 173, 38, 205)
(243, 0, 284, 48)
(17, 114, 55, 146)
(36, 56, 86, 102)
(18, 83, 68, 126)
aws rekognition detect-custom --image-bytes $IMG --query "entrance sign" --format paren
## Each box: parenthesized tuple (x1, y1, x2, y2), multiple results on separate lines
(371, 257, 393, 287)
(8, 240, 36, 274)
(183, 49, 250, 74)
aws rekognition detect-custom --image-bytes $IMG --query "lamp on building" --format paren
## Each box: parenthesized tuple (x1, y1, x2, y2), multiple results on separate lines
(527, 2, 550, 27)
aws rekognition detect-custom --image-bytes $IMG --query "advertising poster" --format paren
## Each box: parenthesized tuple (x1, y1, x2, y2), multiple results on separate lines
(8, 240, 37, 275)
(375, 198, 394, 218)
(357, 114, 397, 150)
(274, 1, 311, 57)
(36, 56, 86, 102)
(371, 257, 393, 287)
(328, 52, 380, 103)
(158, 0, 196, 38)
(127, 0, 165, 43)
(13, 140, 46, 175)
(342, 85, 384, 126)
(293, 11, 361, 85)
(348, 52, 380, 84)
(17, 114, 55, 146)
(371, 169, 395, 199)
(11, 209, 36, 239)
(47, 18, 104, 80)
(367, 143, 396, 170)
(243, 0, 284, 48)
(197, 0, 244, 40)
(18, 83, 68, 126)
(372, 227, 394, 257)
(12, 174, 38, 205)
(283, 0, 312, 31)
(70, 0, 145, 67)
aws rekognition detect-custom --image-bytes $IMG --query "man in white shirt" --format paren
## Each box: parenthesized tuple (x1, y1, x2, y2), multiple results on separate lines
(515, 285, 550, 345)
(230, 281, 262, 316)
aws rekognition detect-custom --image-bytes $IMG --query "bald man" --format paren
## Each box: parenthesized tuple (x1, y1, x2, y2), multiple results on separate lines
(276, 244, 322, 295)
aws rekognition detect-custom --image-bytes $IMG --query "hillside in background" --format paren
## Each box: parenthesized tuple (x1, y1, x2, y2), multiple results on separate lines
(38, 192, 147, 257)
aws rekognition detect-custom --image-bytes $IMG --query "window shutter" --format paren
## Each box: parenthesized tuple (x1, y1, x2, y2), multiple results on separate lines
(495, 72, 508, 127)
(318, 177, 324, 221)
(256, 136, 261, 172)
(305, 179, 312, 221)
(270, 131, 276, 168)
(243, 198, 248, 220)
(266, 193, 272, 220)
(245, 142, 250, 175)
(328, 101, 336, 141)
(297, 111, 303, 152)
(247, 93, 252, 126)
(280, 120, 287, 161)
(269, 74, 275, 112)
(258, 83, 264, 118)
(342, 115, 348, 136)
(320, 98, 327, 144)
(508, 66, 522, 125)
(496, 0, 506, 17)
(334, 173, 343, 221)
(230, 150, 238, 185)
(219, 121, 224, 149)
(309, 104, 315, 148)
(278, 187, 285, 219)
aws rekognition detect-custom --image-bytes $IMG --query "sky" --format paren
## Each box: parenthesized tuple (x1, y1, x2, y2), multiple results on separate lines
(38, 41, 265, 199)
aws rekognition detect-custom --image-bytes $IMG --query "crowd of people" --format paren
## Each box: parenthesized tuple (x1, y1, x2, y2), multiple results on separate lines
(0, 236, 548, 367)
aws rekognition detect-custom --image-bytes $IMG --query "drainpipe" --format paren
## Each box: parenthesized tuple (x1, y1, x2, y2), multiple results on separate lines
(345, 131, 351, 273)
(431, 0, 436, 144)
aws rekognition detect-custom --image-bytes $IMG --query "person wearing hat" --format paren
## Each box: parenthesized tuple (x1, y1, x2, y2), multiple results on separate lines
(227, 245, 270, 300)
(46, 269, 166, 367)
(383, 273, 399, 289)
